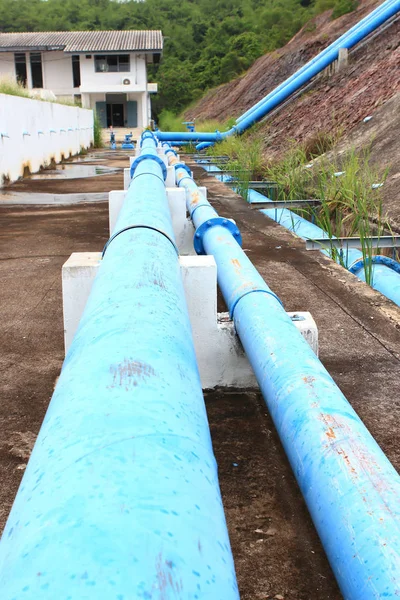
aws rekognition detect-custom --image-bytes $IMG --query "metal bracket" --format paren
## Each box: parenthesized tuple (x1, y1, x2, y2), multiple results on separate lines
(252, 199, 321, 210)
(306, 235, 400, 251)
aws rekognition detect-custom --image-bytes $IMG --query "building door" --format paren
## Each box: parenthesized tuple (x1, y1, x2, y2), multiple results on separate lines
(127, 101, 138, 128)
(111, 104, 124, 127)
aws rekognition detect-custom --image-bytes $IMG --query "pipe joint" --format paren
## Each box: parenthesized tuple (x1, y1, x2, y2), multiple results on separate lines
(165, 148, 178, 157)
(140, 130, 157, 146)
(229, 288, 284, 319)
(102, 224, 179, 258)
(130, 154, 167, 180)
(190, 203, 213, 219)
(349, 254, 400, 276)
(194, 217, 242, 255)
(173, 162, 192, 177)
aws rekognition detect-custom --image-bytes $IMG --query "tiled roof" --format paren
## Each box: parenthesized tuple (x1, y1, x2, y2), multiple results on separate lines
(0, 30, 163, 53)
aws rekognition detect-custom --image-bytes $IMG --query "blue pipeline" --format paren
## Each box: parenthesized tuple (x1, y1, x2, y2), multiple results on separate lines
(197, 161, 400, 307)
(156, 0, 400, 143)
(0, 135, 239, 599)
(236, 0, 399, 125)
(248, 188, 400, 306)
(235, 0, 400, 133)
(171, 160, 400, 599)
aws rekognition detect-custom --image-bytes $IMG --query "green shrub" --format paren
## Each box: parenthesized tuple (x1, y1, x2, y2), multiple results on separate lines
(332, 0, 358, 19)
(93, 112, 103, 148)
(158, 110, 186, 132)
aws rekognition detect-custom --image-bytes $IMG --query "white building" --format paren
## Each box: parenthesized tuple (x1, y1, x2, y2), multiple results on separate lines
(0, 30, 163, 129)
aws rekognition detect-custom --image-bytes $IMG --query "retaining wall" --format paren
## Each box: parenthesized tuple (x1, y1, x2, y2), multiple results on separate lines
(0, 94, 93, 185)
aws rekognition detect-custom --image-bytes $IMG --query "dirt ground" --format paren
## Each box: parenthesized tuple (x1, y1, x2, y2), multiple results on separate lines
(1, 151, 400, 598)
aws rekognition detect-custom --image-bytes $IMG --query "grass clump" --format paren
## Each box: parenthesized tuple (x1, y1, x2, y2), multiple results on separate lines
(0, 77, 30, 98)
(158, 110, 186, 132)
(264, 142, 389, 285)
(93, 112, 104, 148)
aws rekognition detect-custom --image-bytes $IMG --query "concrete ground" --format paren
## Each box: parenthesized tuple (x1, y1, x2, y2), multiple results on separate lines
(1, 150, 400, 599)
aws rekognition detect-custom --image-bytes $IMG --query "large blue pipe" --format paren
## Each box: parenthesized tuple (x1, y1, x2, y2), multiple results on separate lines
(168, 154, 400, 599)
(0, 136, 239, 598)
(156, 0, 400, 142)
(236, 0, 399, 125)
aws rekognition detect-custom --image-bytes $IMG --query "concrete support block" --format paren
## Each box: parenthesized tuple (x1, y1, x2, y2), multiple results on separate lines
(198, 186, 207, 199)
(62, 252, 102, 353)
(166, 165, 176, 187)
(166, 187, 195, 255)
(337, 47, 349, 72)
(109, 190, 127, 234)
(107, 188, 194, 253)
(63, 254, 318, 388)
(123, 168, 131, 191)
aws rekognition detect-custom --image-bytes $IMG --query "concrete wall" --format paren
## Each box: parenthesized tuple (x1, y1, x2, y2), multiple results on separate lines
(0, 93, 93, 185)
(0, 53, 15, 78)
(42, 51, 76, 97)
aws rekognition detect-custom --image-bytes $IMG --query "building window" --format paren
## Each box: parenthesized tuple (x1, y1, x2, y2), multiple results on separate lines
(30, 53, 43, 88)
(94, 55, 130, 73)
(14, 53, 27, 86)
(72, 55, 81, 88)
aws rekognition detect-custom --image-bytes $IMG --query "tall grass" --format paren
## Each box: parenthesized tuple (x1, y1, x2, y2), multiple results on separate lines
(213, 130, 390, 286)
(158, 109, 186, 132)
(0, 77, 30, 98)
(158, 109, 235, 134)
(93, 112, 104, 148)
(263, 143, 389, 284)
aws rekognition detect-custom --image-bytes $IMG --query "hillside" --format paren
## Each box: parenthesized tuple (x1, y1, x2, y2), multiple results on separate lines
(185, 0, 400, 225)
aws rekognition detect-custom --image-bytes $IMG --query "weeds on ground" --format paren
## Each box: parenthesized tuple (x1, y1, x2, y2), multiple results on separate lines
(264, 142, 389, 285)
(93, 112, 104, 148)
(158, 110, 186, 132)
(0, 77, 30, 98)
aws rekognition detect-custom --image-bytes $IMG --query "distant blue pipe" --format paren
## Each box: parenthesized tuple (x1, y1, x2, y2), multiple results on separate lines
(156, 0, 400, 142)
(197, 160, 400, 306)
(236, 0, 399, 125)
(170, 157, 400, 599)
(0, 135, 239, 599)
(196, 142, 215, 151)
(249, 189, 400, 306)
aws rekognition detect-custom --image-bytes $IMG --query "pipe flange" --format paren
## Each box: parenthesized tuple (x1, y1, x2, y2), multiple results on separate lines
(102, 224, 179, 258)
(349, 254, 400, 276)
(165, 148, 177, 157)
(140, 130, 157, 146)
(174, 162, 192, 177)
(130, 154, 167, 180)
(194, 217, 242, 255)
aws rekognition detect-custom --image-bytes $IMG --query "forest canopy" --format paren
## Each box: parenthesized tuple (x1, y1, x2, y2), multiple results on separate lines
(0, 0, 357, 115)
